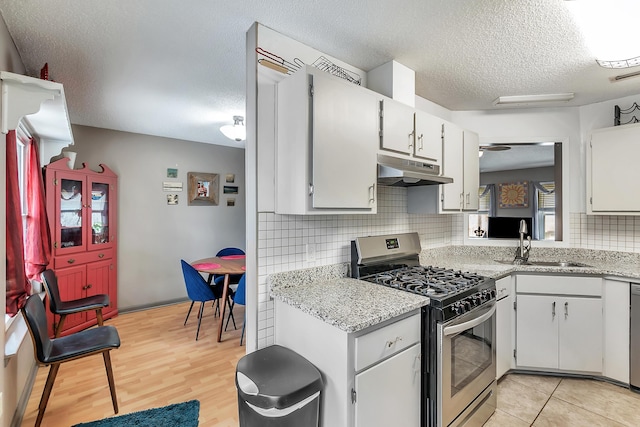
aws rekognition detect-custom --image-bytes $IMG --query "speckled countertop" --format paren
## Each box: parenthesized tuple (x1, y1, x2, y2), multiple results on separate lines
(269, 247, 640, 333)
(270, 271, 428, 333)
(419, 246, 640, 281)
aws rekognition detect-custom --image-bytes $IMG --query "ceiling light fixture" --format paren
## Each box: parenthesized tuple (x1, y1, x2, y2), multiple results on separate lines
(493, 93, 575, 106)
(220, 116, 246, 141)
(565, 0, 640, 69)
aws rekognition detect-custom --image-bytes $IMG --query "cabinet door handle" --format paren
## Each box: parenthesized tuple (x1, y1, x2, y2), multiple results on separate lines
(369, 183, 376, 204)
(67, 258, 75, 264)
(466, 192, 470, 205)
(386, 336, 403, 348)
(98, 253, 105, 258)
(552, 301, 556, 318)
(564, 301, 569, 318)
(408, 130, 414, 150)
(418, 134, 424, 150)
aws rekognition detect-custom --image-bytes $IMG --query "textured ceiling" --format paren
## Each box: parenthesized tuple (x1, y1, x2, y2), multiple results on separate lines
(1, 0, 639, 149)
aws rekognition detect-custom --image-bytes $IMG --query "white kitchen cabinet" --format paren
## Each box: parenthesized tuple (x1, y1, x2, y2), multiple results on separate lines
(379, 98, 415, 155)
(495, 276, 513, 380)
(276, 66, 379, 214)
(413, 110, 443, 162)
(587, 122, 640, 215)
(603, 279, 630, 383)
(515, 275, 602, 373)
(354, 343, 421, 427)
(379, 99, 443, 164)
(408, 123, 479, 213)
(274, 300, 421, 427)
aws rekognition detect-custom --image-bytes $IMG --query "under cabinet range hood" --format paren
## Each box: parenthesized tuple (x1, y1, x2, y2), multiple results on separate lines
(377, 154, 454, 187)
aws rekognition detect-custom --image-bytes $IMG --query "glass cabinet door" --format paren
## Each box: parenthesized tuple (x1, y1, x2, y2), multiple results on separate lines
(59, 178, 84, 249)
(90, 180, 110, 246)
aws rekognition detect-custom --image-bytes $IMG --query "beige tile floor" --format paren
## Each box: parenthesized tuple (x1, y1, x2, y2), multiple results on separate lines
(484, 373, 640, 426)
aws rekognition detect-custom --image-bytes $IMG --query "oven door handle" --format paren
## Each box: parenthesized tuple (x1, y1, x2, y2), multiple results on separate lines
(443, 303, 496, 337)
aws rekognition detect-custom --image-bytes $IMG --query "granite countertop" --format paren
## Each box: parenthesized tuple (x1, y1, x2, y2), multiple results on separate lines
(269, 247, 640, 333)
(419, 246, 640, 281)
(270, 276, 429, 333)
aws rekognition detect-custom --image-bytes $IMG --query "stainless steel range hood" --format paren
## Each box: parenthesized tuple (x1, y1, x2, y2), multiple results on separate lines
(377, 153, 454, 187)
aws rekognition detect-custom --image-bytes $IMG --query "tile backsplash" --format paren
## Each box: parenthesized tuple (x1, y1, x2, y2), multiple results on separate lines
(257, 187, 640, 348)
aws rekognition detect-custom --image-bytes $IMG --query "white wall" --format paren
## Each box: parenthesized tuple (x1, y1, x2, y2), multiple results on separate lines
(69, 125, 246, 310)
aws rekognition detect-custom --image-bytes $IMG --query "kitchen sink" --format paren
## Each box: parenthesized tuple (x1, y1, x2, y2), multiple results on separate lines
(494, 259, 593, 268)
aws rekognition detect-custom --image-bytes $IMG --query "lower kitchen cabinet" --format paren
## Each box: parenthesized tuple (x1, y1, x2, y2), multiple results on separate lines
(515, 275, 602, 373)
(274, 301, 421, 427)
(354, 343, 421, 427)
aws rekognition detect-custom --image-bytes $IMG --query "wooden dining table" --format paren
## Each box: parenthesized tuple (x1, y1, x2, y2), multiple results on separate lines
(191, 255, 246, 342)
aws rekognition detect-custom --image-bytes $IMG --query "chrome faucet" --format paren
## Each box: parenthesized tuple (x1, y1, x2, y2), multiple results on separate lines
(514, 219, 531, 263)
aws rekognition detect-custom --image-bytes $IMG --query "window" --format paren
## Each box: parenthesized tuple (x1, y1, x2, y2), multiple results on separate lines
(537, 182, 555, 240)
(468, 185, 490, 238)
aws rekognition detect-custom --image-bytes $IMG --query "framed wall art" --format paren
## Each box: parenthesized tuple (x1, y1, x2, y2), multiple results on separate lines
(499, 181, 529, 208)
(187, 172, 219, 206)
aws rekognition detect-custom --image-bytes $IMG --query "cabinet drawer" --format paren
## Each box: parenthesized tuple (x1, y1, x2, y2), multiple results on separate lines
(355, 313, 420, 371)
(517, 275, 601, 296)
(496, 276, 512, 300)
(54, 248, 114, 269)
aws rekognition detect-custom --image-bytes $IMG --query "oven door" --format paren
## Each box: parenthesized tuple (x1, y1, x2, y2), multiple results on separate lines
(437, 302, 496, 427)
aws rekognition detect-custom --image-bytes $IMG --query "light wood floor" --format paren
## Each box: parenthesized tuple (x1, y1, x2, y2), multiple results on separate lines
(20, 301, 246, 427)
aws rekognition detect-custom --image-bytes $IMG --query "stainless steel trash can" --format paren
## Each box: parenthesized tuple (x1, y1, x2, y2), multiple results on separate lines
(236, 345, 323, 426)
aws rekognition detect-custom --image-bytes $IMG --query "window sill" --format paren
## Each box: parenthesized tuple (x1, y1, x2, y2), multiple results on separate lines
(4, 291, 44, 364)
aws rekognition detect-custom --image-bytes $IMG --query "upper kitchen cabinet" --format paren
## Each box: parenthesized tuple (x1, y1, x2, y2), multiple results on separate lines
(414, 110, 444, 162)
(379, 98, 414, 155)
(379, 98, 442, 164)
(276, 66, 379, 214)
(587, 122, 640, 215)
(407, 123, 479, 213)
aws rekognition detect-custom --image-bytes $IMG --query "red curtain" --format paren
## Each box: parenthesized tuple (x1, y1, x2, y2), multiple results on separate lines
(6, 130, 31, 316)
(24, 137, 51, 281)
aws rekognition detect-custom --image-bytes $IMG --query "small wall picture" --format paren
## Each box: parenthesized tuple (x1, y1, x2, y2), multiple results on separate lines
(227, 198, 236, 207)
(167, 194, 178, 205)
(167, 168, 178, 178)
(225, 173, 235, 183)
(223, 185, 238, 194)
(188, 172, 219, 206)
(163, 181, 183, 192)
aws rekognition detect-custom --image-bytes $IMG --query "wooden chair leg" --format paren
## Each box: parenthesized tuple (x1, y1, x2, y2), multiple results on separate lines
(96, 308, 104, 326)
(102, 351, 119, 414)
(35, 363, 60, 427)
(184, 301, 195, 326)
(195, 302, 205, 341)
(54, 315, 66, 338)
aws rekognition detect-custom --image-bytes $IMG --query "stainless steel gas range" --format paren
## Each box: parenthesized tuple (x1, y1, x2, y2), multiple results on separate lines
(351, 232, 497, 427)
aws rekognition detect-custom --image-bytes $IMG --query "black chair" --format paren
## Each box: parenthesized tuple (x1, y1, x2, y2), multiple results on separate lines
(21, 295, 120, 427)
(41, 269, 110, 337)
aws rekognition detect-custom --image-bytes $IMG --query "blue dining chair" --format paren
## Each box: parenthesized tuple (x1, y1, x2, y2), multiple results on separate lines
(211, 247, 245, 319)
(181, 260, 219, 341)
(225, 273, 246, 345)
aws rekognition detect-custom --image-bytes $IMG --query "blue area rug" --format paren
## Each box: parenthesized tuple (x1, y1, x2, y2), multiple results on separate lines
(72, 400, 199, 427)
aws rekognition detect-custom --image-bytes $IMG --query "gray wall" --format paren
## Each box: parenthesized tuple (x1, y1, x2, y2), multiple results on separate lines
(69, 125, 246, 310)
(481, 166, 554, 217)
